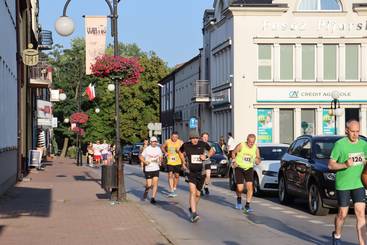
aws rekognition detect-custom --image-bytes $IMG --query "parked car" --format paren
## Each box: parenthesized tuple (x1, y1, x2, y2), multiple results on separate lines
(278, 135, 367, 216)
(129, 143, 144, 164)
(228, 143, 289, 193)
(253, 143, 289, 195)
(209, 142, 230, 177)
(122, 145, 133, 161)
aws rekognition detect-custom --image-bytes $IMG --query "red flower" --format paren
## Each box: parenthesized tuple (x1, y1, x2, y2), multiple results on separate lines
(90, 55, 144, 86)
(70, 112, 89, 124)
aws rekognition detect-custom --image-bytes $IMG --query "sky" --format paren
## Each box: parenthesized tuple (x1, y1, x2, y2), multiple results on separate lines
(39, 0, 214, 67)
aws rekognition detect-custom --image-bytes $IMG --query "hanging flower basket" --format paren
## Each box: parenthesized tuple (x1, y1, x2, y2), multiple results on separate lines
(72, 127, 85, 136)
(90, 55, 144, 86)
(70, 112, 89, 124)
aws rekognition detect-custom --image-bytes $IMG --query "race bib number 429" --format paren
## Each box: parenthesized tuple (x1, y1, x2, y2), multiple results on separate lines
(348, 152, 365, 166)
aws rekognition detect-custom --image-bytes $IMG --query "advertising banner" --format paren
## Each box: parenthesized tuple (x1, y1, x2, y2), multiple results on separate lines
(322, 109, 335, 135)
(85, 16, 107, 74)
(257, 109, 273, 143)
(37, 100, 52, 119)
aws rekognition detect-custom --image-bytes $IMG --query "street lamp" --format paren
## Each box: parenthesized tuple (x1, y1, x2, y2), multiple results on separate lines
(64, 118, 70, 123)
(95, 107, 100, 114)
(57, 0, 125, 201)
(330, 91, 343, 135)
(107, 83, 115, 91)
(59, 92, 67, 101)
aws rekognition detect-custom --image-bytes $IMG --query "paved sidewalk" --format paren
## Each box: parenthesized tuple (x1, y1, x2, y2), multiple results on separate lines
(0, 157, 171, 245)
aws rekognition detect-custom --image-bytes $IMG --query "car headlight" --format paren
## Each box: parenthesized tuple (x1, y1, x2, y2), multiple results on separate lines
(262, 171, 277, 177)
(220, 159, 228, 164)
(324, 173, 335, 181)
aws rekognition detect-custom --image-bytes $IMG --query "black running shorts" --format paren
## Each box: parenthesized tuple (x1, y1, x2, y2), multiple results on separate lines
(145, 170, 159, 179)
(167, 165, 182, 174)
(188, 172, 206, 191)
(235, 167, 254, 184)
(336, 187, 365, 207)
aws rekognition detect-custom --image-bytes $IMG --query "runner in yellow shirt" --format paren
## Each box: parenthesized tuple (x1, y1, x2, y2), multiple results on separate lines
(161, 132, 183, 197)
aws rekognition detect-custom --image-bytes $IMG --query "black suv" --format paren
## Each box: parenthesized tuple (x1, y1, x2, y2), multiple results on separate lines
(278, 135, 366, 216)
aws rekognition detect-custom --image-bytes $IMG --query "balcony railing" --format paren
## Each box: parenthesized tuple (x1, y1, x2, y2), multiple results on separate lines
(29, 60, 52, 88)
(192, 80, 210, 103)
(38, 30, 53, 50)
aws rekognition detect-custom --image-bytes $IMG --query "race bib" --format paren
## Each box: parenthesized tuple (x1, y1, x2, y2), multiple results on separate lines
(349, 152, 365, 166)
(191, 155, 202, 164)
(170, 156, 176, 162)
(243, 154, 253, 163)
(149, 157, 159, 164)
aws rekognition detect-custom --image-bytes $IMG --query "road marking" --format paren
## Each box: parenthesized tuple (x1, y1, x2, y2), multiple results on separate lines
(259, 203, 271, 207)
(294, 215, 308, 219)
(308, 220, 324, 224)
(324, 224, 354, 227)
(269, 206, 283, 210)
(281, 210, 297, 215)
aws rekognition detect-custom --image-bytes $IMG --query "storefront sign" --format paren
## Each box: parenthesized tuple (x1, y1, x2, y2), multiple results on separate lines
(322, 109, 336, 136)
(262, 20, 367, 33)
(85, 16, 107, 74)
(50, 89, 60, 102)
(212, 89, 231, 106)
(257, 87, 367, 103)
(37, 100, 53, 119)
(257, 109, 273, 143)
(52, 117, 58, 128)
(37, 118, 52, 127)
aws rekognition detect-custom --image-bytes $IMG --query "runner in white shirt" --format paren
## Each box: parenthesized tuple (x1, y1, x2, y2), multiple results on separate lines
(227, 132, 236, 160)
(101, 140, 109, 165)
(93, 141, 102, 167)
(139, 136, 163, 204)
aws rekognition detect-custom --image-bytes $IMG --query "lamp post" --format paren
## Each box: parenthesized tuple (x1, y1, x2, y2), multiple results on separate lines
(330, 91, 343, 135)
(55, 0, 126, 201)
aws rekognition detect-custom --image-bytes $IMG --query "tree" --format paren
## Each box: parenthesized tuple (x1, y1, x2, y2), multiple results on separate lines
(49, 39, 170, 151)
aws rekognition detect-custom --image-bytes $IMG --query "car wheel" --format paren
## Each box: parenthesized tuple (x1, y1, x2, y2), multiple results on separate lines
(229, 169, 236, 191)
(253, 174, 262, 197)
(278, 175, 293, 204)
(308, 183, 329, 216)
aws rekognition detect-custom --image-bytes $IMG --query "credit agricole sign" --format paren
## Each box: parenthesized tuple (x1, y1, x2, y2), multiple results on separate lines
(257, 87, 367, 102)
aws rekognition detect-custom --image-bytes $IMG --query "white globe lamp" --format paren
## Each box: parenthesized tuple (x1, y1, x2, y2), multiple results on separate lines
(64, 118, 70, 123)
(331, 90, 340, 100)
(95, 108, 100, 114)
(107, 84, 115, 92)
(59, 92, 67, 101)
(334, 108, 344, 117)
(55, 16, 75, 36)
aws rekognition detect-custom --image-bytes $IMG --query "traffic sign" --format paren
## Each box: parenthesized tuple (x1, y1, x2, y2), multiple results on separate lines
(189, 117, 198, 129)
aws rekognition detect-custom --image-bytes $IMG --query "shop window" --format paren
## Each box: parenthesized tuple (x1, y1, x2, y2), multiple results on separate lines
(298, 0, 342, 11)
(345, 44, 359, 81)
(280, 109, 294, 144)
(258, 45, 272, 81)
(301, 109, 315, 135)
(323, 44, 337, 80)
(280, 45, 294, 81)
(302, 45, 315, 80)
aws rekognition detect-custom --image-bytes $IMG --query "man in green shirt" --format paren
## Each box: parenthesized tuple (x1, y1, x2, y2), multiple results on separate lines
(329, 120, 367, 245)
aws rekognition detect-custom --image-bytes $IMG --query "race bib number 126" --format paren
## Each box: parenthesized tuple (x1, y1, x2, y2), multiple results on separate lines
(349, 152, 365, 166)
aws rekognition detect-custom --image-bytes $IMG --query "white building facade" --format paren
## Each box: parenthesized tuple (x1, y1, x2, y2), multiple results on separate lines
(200, 0, 367, 144)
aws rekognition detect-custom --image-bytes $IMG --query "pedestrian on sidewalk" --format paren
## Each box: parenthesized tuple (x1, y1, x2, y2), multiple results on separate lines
(328, 120, 367, 245)
(179, 131, 214, 223)
(101, 140, 109, 165)
(93, 140, 102, 167)
(87, 142, 94, 167)
(231, 134, 261, 213)
(227, 132, 236, 161)
(139, 136, 163, 204)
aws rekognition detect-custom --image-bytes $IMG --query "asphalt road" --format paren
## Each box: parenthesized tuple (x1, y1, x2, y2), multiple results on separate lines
(107, 164, 361, 245)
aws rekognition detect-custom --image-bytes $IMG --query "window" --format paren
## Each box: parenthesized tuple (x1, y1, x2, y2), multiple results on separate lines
(345, 44, 359, 81)
(302, 45, 315, 80)
(289, 138, 308, 156)
(258, 45, 272, 81)
(301, 109, 315, 135)
(280, 109, 294, 144)
(280, 45, 294, 80)
(323, 44, 337, 80)
(298, 0, 342, 11)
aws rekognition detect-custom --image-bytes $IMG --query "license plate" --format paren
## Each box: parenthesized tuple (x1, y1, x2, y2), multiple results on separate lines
(211, 165, 217, 170)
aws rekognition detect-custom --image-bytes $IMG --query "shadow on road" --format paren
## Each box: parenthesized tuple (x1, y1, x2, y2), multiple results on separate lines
(246, 214, 354, 245)
(0, 187, 51, 219)
(223, 241, 241, 245)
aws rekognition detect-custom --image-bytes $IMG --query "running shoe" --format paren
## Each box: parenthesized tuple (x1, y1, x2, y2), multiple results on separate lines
(204, 187, 209, 195)
(235, 203, 243, 210)
(167, 191, 176, 198)
(200, 190, 205, 196)
(150, 198, 157, 205)
(243, 207, 254, 214)
(190, 214, 200, 223)
(332, 232, 341, 245)
(143, 188, 149, 200)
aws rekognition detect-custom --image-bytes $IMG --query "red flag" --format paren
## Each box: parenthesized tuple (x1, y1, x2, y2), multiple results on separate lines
(85, 83, 95, 101)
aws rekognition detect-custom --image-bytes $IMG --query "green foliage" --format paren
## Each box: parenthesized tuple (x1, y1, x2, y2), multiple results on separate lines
(67, 146, 77, 158)
(49, 39, 170, 147)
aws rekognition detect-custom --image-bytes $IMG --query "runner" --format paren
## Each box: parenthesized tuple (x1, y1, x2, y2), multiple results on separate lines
(227, 132, 236, 161)
(328, 120, 367, 245)
(92, 140, 102, 167)
(179, 131, 214, 223)
(101, 140, 109, 165)
(139, 136, 163, 205)
(161, 132, 183, 197)
(231, 134, 261, 213)
(201, 132, 213, 195)
(86, 142, 94, 167)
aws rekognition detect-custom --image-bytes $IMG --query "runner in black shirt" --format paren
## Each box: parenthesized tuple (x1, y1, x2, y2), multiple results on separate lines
(179, 131, 214, 223)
